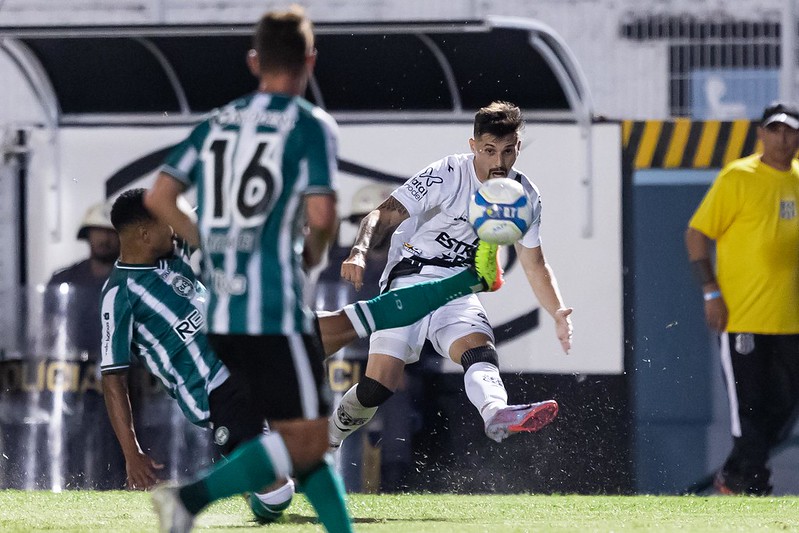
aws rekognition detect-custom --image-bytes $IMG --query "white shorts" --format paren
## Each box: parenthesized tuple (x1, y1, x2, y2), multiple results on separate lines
(369, 271, 495, 364)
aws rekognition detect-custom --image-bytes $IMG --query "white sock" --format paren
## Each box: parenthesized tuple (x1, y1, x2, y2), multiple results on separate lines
(464, 362, 508, 425)
(329, 384, 379, 447)
(254, 478, 295, 506)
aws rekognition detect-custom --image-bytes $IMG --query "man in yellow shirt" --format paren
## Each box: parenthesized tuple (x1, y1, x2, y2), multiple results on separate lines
(686, 101, 799, 495)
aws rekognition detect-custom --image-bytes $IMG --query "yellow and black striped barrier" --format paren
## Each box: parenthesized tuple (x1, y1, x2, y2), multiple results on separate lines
(622, 119, 762, 169)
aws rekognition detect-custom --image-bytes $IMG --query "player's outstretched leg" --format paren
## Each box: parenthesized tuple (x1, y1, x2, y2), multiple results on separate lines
(343, 269, 485, 339)
(484, 400, 559, 443)
(460, 344, 558, 443)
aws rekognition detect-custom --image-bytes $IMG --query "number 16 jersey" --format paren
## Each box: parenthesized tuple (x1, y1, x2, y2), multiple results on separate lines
(161, 92, 339, 336)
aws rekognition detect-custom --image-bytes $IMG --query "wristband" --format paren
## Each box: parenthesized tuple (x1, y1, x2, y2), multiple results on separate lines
(703, 290, 722, 301)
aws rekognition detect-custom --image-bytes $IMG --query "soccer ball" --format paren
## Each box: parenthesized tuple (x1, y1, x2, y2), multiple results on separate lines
(468, 178, 533, 245)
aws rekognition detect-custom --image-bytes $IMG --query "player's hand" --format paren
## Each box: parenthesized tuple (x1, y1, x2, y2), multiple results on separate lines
(555, 307, 573, 354)
(125, 451, 164, 490)
(341, 248, 367, 291)
(704, 297, 728, 332)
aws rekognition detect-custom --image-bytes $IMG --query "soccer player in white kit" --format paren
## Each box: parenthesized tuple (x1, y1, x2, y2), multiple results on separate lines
(331, 101, 574, 448)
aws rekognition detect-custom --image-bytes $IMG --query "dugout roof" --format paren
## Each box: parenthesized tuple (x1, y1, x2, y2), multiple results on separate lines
(0, 17, 593, 126)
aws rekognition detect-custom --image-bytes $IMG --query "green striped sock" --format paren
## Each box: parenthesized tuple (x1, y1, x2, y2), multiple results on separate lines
(363, 268, 483, 332)
(178, 433, 290, 514)
(297, 459, 353, 533)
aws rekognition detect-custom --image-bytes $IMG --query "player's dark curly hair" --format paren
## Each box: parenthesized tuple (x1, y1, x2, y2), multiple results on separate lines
(253, 5, 314, 74)
(110, 188, 156, 231)
(474, 101, 524, 139)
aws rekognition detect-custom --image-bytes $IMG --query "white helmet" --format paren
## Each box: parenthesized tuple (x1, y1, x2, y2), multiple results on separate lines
(76, 202, 114, 240)
(348, 183, 396, 222)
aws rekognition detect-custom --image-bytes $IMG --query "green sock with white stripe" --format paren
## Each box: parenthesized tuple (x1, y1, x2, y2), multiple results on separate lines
(297, 458, 353, 533)
(178, 433, 290, 514)
(343, 268, 484, 337)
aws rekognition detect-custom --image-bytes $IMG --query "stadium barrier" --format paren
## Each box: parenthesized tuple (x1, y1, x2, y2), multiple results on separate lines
(0, 286, 215, 490)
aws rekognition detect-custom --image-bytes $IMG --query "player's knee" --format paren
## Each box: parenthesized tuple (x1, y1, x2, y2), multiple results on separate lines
(355, 376, 394, 408)
(460, 345, 499, 371)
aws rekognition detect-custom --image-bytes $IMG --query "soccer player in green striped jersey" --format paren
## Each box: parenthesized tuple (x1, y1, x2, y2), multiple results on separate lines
(104, 188, 499, 528)
(144, 7, 349, 532)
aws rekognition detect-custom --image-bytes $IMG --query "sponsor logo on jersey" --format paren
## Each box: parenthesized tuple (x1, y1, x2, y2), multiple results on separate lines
(421, 168, 444, 187)
(174, 308, 205, 341)
(171, 275, 196, 299)
(402, 243, 423, 256)
(434, 231, 479, 257)
(205, 232, 256, 254)
(214, 107, 294, 129)
(211, 269, 248, 296)
(405, 167, 442, 201)
(101, 310, 110, 357)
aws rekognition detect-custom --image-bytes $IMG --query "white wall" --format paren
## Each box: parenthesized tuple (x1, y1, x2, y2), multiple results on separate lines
(22, 120, 623, 374)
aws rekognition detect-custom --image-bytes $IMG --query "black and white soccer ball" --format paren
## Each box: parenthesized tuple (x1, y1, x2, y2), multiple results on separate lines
(468, 177, 533, 245)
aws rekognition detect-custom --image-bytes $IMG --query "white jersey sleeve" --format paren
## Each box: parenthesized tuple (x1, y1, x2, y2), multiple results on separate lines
(516, 171, 543, 249)
(391, 155, 464, 217)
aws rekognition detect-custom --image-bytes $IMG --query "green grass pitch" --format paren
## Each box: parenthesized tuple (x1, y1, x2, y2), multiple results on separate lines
(1, 491, 798, 532)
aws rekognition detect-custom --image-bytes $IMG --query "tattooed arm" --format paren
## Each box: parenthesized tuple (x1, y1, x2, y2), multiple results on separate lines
(341, 195, 409, 291)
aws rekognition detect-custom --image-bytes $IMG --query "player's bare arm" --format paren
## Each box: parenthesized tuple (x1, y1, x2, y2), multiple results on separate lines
(102, 372, 164, 489)
(685, 226, 727, 332)
(514, 243, 573, 353)
(341, 195, 409, 291)
(304, 193, 338, 269)
(144, 173, 200, 250)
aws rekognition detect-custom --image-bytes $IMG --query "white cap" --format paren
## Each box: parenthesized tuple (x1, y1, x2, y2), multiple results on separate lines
(76, 202, 114, 240)
(348, 183, 396, 221)
(761, 102, 799, 130)
(763, 112, 799, 130)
